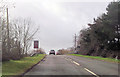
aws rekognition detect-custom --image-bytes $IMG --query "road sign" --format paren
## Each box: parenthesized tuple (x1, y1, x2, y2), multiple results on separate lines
(34, 41, 39, 48)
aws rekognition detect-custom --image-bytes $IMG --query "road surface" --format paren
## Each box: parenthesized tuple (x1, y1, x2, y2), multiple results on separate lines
(24, 55, 119, 77)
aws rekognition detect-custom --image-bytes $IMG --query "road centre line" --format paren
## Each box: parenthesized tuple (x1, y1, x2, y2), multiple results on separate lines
(65, 58, 69, 60)
(65, 58, 72, 61)
(84, 68, 99, 77)
(69, 58, 72, 61)
(65, 58, 80, 66)
(65, 57, 99, 77)
(72, 61, 80, 66)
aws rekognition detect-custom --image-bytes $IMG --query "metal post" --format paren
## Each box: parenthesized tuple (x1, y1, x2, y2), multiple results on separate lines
(74, 34, 77, 51)
(6, 8, 10, 53)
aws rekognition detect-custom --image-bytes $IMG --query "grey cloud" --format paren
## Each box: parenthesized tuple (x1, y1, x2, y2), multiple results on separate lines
(9, 1, 110, 53)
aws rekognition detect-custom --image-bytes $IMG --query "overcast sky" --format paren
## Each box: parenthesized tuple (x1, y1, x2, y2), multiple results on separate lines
(8, 0, 114, 53)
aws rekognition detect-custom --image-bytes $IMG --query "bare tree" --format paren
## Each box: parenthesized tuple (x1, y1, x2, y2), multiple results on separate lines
(12, 18, 39, 56)
(1, 0, 39, 61)
(2, 17, 39, 61)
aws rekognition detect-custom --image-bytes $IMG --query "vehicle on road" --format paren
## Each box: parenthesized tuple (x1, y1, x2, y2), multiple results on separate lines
(49, 50, 55, 55)
(56, 52, 61, 55)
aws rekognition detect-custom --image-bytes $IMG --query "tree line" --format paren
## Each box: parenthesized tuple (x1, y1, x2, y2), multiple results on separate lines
(76, 1, 120, 59)
(0, 1, 39, 61)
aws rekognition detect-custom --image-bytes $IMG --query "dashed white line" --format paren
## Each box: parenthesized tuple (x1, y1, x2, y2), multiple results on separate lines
(65, 58, 69, 60)
(65, 58, 72, 61)
(69, 59, 72, 61)
(65, 57, 99, 77)
(72, 61, 80, 66)
(84, 68, 99, 77)
(65, 58, 80, 66)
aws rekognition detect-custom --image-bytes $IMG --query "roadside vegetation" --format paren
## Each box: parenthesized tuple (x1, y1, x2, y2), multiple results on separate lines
(69, 54, 120, 63)
(2, 54, 46, 76)
(0, 1, 46, 76)
(57, 49, 73, 55)
(0, 0, 41, 61)
(75, 1, 120, 59)
(58, 1, 120, 60)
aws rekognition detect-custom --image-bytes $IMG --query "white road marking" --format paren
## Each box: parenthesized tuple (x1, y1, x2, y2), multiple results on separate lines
(65, 58, 72, 61)
(72, 61, 80, 66)
(65, 58, 70, 61)
(65, 58, 80, 66)
(69, 58, 72, 61)
(84, 68, 99, 77)
(65, 57, 99, 77)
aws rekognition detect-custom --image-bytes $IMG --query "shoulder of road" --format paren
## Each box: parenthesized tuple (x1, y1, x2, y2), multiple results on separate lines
(68, 54, 120, 64)
(2, 54, 46, 77)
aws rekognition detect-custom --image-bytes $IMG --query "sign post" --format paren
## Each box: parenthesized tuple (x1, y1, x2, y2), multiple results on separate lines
(34, 41, 39, 53)
(34, 41, 39, 48)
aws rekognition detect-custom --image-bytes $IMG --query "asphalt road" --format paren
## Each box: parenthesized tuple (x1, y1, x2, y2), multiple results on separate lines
(25, 55, 119, 76)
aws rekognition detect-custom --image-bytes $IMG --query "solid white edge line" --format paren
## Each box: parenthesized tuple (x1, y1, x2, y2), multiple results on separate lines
(84, 68, 99, 77)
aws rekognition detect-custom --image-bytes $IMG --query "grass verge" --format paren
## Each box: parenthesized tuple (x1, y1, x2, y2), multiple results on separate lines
(68, 54, 120, 63)
(2, 54, 46, 76)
